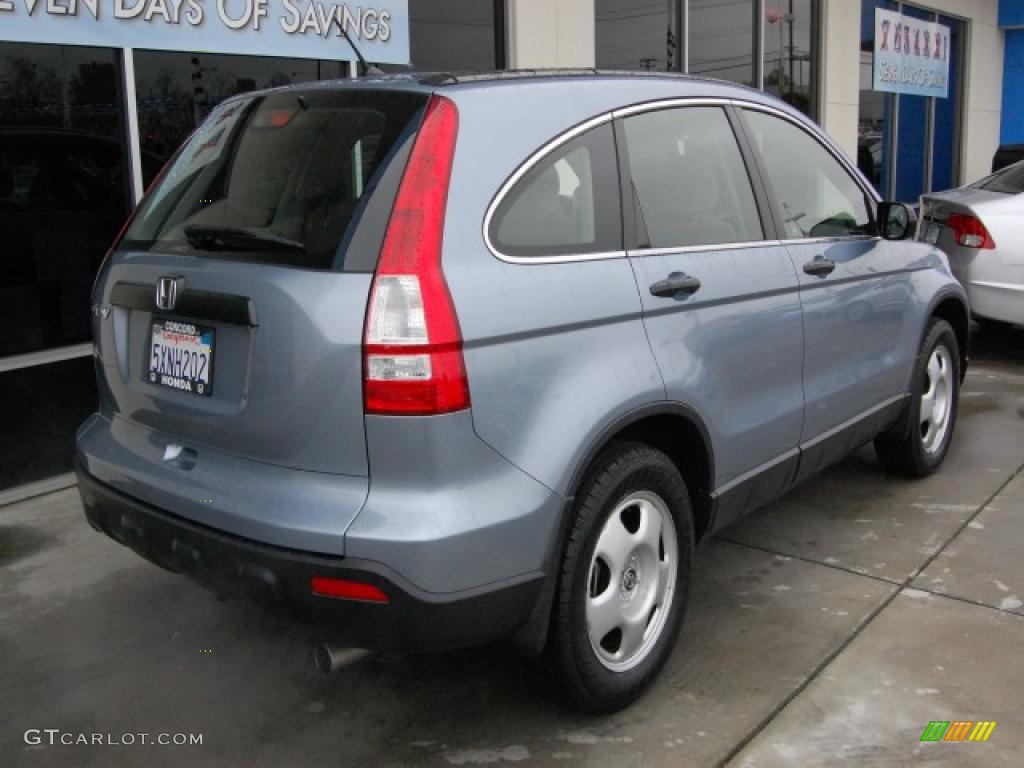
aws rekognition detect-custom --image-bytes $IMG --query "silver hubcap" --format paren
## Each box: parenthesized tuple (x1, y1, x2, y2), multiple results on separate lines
(586, 491, 678, 672)
(921, 346, 953, 455)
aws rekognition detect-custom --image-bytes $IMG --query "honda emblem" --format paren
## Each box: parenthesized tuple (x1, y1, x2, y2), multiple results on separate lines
(156, 276, 183, 311)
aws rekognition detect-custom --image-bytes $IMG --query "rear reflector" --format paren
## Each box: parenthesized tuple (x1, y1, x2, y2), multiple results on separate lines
(311, 576, 390, 603)
(363, 95, 470, 416)
(946, 213, 996, 249)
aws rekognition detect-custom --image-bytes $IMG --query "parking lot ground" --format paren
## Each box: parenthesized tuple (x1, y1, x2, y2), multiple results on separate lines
(2, 329, 1022, 768)
(730, 589, 1024, 768)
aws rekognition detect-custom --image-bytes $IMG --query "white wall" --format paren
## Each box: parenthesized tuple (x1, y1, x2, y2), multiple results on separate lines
(820, 0, 1003, 186)
(820, 0, 863, 161)
(507, 0, 595, 68)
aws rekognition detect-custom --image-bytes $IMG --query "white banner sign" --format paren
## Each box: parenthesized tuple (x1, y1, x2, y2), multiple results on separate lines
(874, 9, 951, 99)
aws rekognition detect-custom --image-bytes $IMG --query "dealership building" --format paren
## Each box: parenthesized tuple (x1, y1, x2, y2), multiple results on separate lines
(1, 0, 1022, 496)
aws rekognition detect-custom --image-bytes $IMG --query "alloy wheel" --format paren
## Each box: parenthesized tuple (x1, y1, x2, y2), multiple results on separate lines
(585, 491, 678, 672)
(920, 345, 954, 455)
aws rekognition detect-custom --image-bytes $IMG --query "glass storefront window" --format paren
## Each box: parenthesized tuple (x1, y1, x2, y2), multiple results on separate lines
(134, 51, 334, 187)
(893, 4, 932, 203)
(597, 1, 820, 118)
(596, 0, 676, 71)
(0, 41, 127, 490)
(0, 43, 130, 359)
(0, 356, 96, 488)
(410, 0, 503, 70)
(931, 14, 964, 193)
(689, 0, 756, 86)
(858, 2, 964, 201)
(377, 0, 503, 72)
(763, 1, 818, 116)
(858, 0, 896, 192)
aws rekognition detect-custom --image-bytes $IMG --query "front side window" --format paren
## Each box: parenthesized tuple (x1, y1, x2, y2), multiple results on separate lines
(743, 109, 874, 239)
(622, 106, 764, 249)
(489, 122, 622, 258)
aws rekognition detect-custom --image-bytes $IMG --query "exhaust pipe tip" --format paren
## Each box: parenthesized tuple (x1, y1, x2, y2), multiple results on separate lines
(314, 644, 371, 674)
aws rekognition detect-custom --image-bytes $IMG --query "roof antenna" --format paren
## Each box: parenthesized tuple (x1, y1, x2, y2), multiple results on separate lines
(327, 15, 383, 77)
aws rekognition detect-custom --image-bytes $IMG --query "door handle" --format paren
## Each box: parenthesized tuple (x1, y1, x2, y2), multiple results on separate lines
(803, 257, 836, 277)
(650, 272, 702, 298)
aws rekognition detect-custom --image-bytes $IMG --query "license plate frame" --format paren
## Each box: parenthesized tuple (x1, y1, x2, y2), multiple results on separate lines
(148, 318, 215, 397)
(924, 221, 941, 245)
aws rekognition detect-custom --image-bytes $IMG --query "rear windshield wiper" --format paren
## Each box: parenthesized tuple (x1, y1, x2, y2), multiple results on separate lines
(184, 225, 305, 254)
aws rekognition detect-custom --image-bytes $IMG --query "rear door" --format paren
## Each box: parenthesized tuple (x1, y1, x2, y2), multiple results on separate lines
(94, 88, 427, 477)
(737, 107, 916, 478)
(619, 104, 805, 527)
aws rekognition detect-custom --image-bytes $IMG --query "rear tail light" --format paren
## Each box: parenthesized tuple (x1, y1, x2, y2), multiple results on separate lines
(363, 95, 470, 416)
(946, 213, 996, 249)
(311, 576, 389, 603)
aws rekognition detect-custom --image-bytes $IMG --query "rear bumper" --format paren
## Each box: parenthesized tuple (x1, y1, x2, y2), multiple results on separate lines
(967, 279, 1024, 325)
(75, 461, 544, 653)
(943, 245, 1024, 326)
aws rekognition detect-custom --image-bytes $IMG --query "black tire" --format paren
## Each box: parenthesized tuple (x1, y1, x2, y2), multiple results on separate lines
(875, 318, 960, 477)
(547, 441, 694, 713)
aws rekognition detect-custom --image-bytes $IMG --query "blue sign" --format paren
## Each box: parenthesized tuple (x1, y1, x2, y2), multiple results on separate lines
(873, 8, 951, 99)
(0, 0, 409, 65)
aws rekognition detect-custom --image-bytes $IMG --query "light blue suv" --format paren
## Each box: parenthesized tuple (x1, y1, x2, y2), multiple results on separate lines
(76, 72, 968, 712)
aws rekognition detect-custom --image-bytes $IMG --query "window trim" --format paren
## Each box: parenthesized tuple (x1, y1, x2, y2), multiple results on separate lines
(626, 239, 784, 259)
(482, 112, 624, 264)
(482, 97, 880, 265)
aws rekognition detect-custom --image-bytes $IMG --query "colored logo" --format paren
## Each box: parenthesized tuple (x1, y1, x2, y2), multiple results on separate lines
(920, 721, 996, 742)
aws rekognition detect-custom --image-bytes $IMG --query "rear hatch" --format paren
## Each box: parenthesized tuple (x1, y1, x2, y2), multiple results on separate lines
(94, 87, 428, 477)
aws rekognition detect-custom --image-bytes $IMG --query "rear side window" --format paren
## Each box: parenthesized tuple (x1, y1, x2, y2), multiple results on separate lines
(972, 161, 1024, 194)
(122, 89, 427, 271)
(622, 107, 764, 249)
(489, 122, 621, 258)
(742, 109, 875, 240)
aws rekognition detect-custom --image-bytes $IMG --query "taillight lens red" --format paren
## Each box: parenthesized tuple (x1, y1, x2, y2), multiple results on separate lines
(311, 576, 389, 603)
(946, 213, 996, 249)
(363, 95, 470, 416)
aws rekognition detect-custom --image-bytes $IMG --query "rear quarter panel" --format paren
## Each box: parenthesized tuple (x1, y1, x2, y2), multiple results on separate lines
(904, 245, 970, 381)
(441, 84, 668, 497)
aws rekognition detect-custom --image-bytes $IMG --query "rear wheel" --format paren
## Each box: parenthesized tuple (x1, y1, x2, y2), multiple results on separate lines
(875, 318, 960, 477)
(547, 442, 693, 713)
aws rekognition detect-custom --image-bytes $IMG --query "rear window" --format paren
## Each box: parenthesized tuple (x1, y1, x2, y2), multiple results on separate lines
(122, 89, 427, 271)
(972, 161, 1024, 195)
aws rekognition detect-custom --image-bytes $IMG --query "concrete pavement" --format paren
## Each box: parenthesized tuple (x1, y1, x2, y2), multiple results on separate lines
(2, 328, 1022, 768)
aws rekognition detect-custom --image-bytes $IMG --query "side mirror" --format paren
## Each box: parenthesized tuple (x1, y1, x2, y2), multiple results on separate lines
(878, 201, 916, 241)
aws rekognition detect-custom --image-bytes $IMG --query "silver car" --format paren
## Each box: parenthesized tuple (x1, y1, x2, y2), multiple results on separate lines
(920, 160, 1024, 326)
(76, 72, 968, 713)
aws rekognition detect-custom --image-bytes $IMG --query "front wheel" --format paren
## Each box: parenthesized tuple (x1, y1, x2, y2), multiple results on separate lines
(547, 442, 693, 713)
(875, 318, 960, 477)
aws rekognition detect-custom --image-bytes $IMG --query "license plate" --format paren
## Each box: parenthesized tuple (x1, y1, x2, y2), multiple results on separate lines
(924, 222, 941, 244)
(149, 319, 215, 396)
